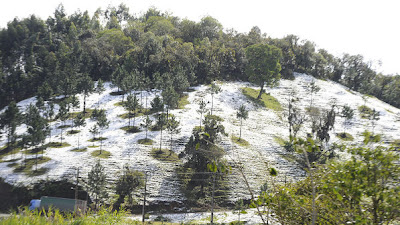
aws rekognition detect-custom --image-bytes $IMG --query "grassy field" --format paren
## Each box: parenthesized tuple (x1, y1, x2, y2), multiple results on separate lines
(242, 87, 283, 112)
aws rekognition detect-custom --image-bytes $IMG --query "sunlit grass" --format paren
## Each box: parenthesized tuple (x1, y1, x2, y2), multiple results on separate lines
(178, 94, 189, 109)
(138, 138, 154, 145)
(91, 150, 111, 159)
(150, 148, 179, 163)
(231, 135, 250, 147)
(336, 132, 355, 141)
(242, 87, 282, 112)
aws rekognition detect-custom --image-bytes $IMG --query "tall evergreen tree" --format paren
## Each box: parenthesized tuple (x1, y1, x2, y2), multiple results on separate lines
(197, 99, 208, 129)
(236, 104, 249, 140)
(73, 112, 86, 150)
(77, 74, 94, 113)
(207, 82, 221, 115)
(87, 160, 108, 209)
(0, 101, 22, 149)
(166, 114, 181, 151)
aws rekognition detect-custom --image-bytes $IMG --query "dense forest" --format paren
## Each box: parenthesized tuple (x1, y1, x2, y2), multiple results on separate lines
(0, 4, 399, 110)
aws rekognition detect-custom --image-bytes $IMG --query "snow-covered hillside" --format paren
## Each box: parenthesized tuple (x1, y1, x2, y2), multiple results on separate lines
(1, 73, 400, 204)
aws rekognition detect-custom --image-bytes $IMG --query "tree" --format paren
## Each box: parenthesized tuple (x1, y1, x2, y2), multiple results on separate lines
(369, 109, 380, 132)
(197, 99, 208, 129)
(89, 125, 99, 146)
(77, 74, 94, 113)
(150, 95, 163, 113)
(73, 112, 86, 150)
(44, 102, 55, 142)
(156, 112, 167, 153)
(235, 199, 246, 223)
(25, 104, 49, 166)
(87, 160, 108, 209)
(162, 85, 179, 119)
(0, 101, 22, 149)
(236, 104, 249, 141)
(56, 101, 69, 145)
(269, 143, 400, 225)
(341, 105, 354, 132)
(245, 44, 282, 99)
(114, 165, 144, 208)
(125, 94, 140, 127)
(207, 82, 221, 115)
(96, 110, 109, 153)
(308, 80, 320, 107)
(179, 114, 227, 200)
(166, 115, 180, 151)
(140, 115, 153, 141)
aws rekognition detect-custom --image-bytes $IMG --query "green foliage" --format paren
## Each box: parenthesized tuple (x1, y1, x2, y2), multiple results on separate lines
(151, 95, 164, 113)
(150, 148, 180, 162)
(242, 87, 282, 112)
(245, 43, 282, 99)
(336, 132, 354, 141)
(88, 161, 108, 208)
(1, 207, 130, 224)
(273, 136, 286, 146)
(361, 130, 381, 144)
(259, 144, 400, 225)
(114, 165, 144, 209)
(358, 105, 373, 119)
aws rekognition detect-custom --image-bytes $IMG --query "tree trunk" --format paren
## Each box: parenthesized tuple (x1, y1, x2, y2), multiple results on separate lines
(239, 118, 243, 140)
(83, 94, 87, 113)
(211, 94, 214, 115)
(257, 83, 264, 99)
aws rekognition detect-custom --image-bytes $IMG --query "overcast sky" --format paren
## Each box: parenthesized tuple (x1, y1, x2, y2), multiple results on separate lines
(1, 0, 399, 75)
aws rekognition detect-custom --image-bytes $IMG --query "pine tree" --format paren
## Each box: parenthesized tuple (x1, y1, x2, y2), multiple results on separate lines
(207, 82, 221, 115)
(308, 80, 321, 107)
(236, 104, 249, 140)
(141, 115, 153, 140)
(0, 101, 22, 149)
(125, 94, 140, 127)
(341, 105, 354, 133)
(166, 115, 181, 151)
(87, 160, 108, 209)
(77, 74, 94, 113)
(25, 104, 49, 165)
(151, 95, 164, 113)
(97, 110, 109, 153)
(197, 99, 208, 129)
(115, 165, 144, 208)
(57, 101, 69, 145)
(73, 112, 86, 150)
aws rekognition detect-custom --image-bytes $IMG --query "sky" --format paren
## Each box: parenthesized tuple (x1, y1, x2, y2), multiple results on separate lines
(0, 0, 399, 75)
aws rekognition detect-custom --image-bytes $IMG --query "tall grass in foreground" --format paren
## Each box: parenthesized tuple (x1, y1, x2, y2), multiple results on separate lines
(0, 207, 134, 225)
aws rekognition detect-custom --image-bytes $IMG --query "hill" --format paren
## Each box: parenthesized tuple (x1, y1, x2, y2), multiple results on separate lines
(1, 72, 399, 206)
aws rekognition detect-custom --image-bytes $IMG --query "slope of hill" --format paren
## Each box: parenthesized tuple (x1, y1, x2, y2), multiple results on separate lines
(1, 73, 399, 204)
